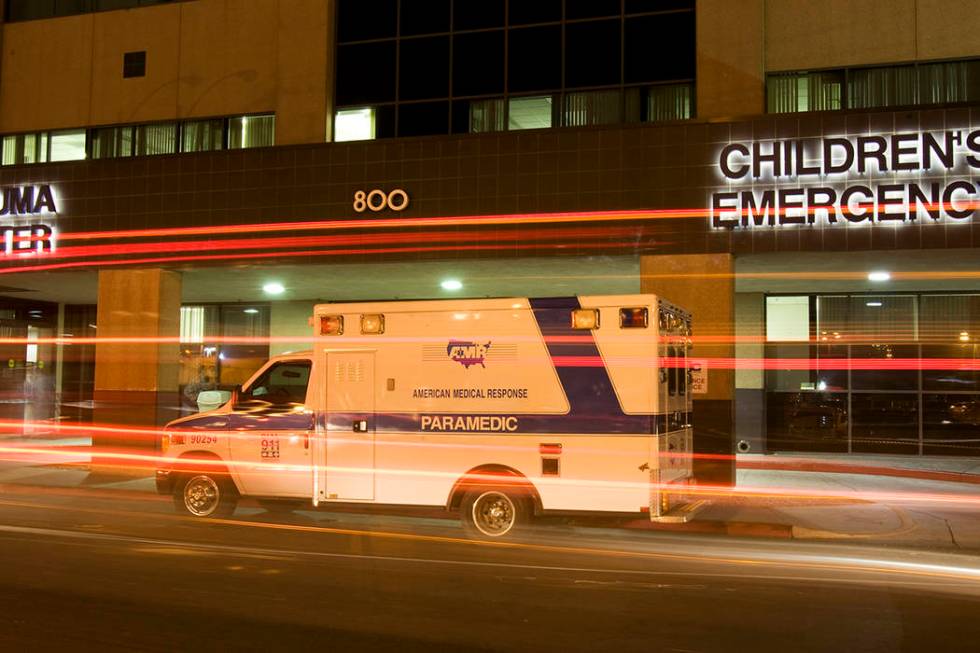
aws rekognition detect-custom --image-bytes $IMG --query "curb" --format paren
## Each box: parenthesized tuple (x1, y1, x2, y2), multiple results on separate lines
(739, 459, 980, 486)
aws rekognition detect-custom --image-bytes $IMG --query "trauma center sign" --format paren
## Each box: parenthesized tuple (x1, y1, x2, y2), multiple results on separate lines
(0, 184, 57, 255)
(711, 128, 980, 228)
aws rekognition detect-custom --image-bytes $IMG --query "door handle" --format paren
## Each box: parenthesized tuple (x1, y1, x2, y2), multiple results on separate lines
(352, 419, 369, 433)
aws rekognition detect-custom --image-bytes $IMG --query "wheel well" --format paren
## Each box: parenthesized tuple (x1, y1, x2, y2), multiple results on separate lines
(447, 465, 541, 514)
(172, 452, 238, 493)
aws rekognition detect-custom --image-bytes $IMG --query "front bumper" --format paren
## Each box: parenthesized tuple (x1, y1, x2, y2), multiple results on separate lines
(155, 469, 176, 495)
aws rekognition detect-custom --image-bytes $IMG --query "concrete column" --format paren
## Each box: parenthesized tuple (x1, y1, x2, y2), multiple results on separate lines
(735, 293, 766, 454)
(94, 268, 181, 448)
(641, 254, 735, 486)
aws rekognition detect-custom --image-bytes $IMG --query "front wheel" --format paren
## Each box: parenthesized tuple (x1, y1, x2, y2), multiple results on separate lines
(460, 487, 532, 539)
(173, 472, 238, 518)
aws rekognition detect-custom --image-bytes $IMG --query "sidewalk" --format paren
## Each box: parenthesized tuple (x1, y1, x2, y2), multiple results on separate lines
(2, 443, 980, 551)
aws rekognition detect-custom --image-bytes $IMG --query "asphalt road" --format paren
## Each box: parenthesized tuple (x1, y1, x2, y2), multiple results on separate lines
(1, 483, 980, 652)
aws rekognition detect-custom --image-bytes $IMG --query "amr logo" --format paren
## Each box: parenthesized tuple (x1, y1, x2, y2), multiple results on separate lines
(447, 340, 491, 369)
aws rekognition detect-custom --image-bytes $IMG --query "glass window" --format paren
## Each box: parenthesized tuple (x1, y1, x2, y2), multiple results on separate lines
(766, 296, 810, 342)
(508, 95, 553, 130)
(564, 20, 621, 88)
(134, 123, 176, 156)
(566, 0, 621, 19)
(336, 0, 397, 42)
(401, 0, 449, 35)
(243, 361, 312, 407)
(398, 36, 450, 101)
(335, 108, 376, 142)
(228, 115, 275, 149)
(218, 304, 270, 387)
(767, 71, 843, 113)
(646, 83, 692, 121)
(508, 0, 561, 25)
(625, 13, 696, 83)
(466, 98, 505, 133)
(848, 64, 919, 110)
(336, 41, 397, 105)
(452, 0, 504, 30)
(91, 126, 133, 159)
(918, 60, 979, 105)
(397, 101, 449, 137)
(508, 26, 561, 92)
(923, 394, 980, 456)
(2, 132, 49, 165)
(850, 393, 919, 455)
(816, 295, 916, 341)
(766, 391, 849, 453)
(563, 90, 621, 127)
(182, 119, 225, 152)
(50, 130, 87, 161)
(7, 0, 56, 21)
(453, 31, 504, 96)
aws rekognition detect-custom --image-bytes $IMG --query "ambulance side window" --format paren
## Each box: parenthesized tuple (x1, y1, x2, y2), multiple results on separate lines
(668, 345, 677, 397)
(244, 361, 312, 406)
(677, 344, 686, 396)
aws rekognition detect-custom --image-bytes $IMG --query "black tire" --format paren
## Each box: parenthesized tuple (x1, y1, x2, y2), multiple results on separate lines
(460, 487, 532, 539)
(173, 472, 239, 518)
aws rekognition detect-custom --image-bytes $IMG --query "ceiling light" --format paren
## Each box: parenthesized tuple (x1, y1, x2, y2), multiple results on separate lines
(243, 308, 260, 314)
(866, 301, 883, 307)
(441, 279, 463, 291)
(868, 271, 890, 282)
(960, 332, 970, 342)
(263, 282, 285, 295)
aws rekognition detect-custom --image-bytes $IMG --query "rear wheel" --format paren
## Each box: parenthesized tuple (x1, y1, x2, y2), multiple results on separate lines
(460, 487, 531, 539)
(173, 472, 238, 518)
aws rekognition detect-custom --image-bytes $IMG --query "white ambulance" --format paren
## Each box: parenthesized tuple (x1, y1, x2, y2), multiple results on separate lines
(156, 295, 694, 538)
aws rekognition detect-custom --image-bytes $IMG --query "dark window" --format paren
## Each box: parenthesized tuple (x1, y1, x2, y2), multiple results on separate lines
(55, 0, 91, 16)
(625, 13, 695, 83)
(399, 36, 450, 100)
(134, 123, 176, 156)
(508, 26, 561, 92)
(337, 0, 397, 42)
(452, 98, 505, 134)
(374, 105, 397, 138)
(182, 119, 226, 153)
(398, 101, 449, 137)
(123, 51, 147, 78)
(564, 20, 621, 88)
(243, 361, 312, 407)
(336, 41, 397, 105)
(508, 0, 561, 25)
(565, 0, 621, 19)
(90, 126, 134, 159)
(401, 0, 450, 35)
(452, 0, 504, 30)
(453, 31, 505, 97)
(7, 0, 56, 20)
(625, 0, 695, 13)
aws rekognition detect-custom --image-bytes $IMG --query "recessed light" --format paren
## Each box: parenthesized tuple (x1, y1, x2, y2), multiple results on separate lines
(243, 308, 260, 314)
(866, 301, 883, 307)
(868, 271, 890, 282)
(441, 279, 463, 291)
(263, 282, 285, 295)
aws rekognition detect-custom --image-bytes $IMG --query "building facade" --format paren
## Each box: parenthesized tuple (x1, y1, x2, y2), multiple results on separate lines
(1, 0, 979, 485)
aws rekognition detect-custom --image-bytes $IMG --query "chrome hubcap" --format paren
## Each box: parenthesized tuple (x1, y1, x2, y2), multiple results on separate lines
(184, 475, 220, 517)
(472, 491, 516, 536)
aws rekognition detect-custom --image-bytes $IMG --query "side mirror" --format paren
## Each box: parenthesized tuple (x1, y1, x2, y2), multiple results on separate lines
(230, 384, 243, 408)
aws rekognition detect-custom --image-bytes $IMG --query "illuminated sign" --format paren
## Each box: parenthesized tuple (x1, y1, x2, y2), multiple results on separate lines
(710, 129, 980, 228)
(0, 184, 56, 255)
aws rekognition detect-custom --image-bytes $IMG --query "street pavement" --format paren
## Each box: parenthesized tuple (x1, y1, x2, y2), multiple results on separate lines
(2, 471, 980, 652)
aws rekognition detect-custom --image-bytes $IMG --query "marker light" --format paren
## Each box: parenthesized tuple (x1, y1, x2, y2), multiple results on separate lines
(263, 282, 285, 295)
(360, 314, 385, 335)
(441, 279, 463, 291)
(868, 271, 890, 282)
(619, 307, 649, 329)
(320, 315, 344, 336)
(571, 308, 600, 330)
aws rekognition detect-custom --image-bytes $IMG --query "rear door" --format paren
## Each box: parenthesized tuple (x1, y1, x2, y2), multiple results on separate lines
(320, 351, 376, 501)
